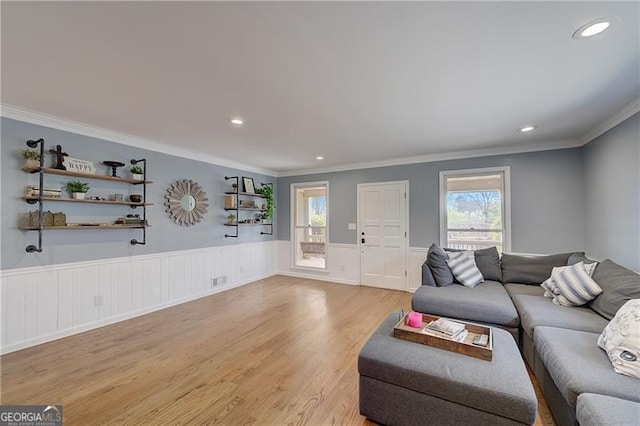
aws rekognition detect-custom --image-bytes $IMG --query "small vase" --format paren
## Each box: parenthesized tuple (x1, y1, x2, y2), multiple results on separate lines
(132, 174, 143, 181)
(24, 159, 39, 169)
(72, 192, 86, 200)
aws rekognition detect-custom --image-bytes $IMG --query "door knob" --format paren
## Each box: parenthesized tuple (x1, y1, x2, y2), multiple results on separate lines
(361, 238, 366, 244)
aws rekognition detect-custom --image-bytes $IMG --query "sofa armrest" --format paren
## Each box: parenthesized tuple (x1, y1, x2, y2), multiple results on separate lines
(421, 260, 437, 287)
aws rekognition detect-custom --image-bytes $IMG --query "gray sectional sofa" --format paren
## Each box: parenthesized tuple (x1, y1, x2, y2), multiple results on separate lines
(412, 248, 640, 426)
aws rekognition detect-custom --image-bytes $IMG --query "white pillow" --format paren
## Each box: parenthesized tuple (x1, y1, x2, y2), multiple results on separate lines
(446, 251, 484, 288)
(541, 262, 598, 301)
(597, 299, 640, 379)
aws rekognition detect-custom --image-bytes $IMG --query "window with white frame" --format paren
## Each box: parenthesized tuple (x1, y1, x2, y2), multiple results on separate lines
(291, 182, 328, 269)
(439, 167, 511, 253)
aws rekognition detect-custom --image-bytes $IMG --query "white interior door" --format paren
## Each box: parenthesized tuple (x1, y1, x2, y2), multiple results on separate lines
(358, 182, 408, 291)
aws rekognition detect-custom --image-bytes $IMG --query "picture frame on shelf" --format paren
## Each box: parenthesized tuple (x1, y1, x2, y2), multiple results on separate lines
(243, 177, 255, 193)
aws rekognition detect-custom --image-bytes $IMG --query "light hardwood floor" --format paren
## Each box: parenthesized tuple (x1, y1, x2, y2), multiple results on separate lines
(1, 275, 554, 425)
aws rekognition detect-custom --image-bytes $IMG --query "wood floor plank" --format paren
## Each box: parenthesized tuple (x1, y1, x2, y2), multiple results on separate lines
(1, 275, 553, 425)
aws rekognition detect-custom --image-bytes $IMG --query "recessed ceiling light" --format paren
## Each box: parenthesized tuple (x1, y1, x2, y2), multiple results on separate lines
(520, 125, 536, 133)
(573, 18, 615, 39)
(316, 156, 324, 160)
(229, 118, 244, 126)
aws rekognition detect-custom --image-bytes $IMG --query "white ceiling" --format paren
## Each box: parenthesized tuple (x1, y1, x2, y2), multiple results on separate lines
(2, 1, 639, 175)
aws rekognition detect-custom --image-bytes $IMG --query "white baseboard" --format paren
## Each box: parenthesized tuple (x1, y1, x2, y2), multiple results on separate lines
(278, 270, 358, 286)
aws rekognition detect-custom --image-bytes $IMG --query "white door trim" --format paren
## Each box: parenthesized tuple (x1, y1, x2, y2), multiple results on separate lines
(289, 181, 330, 271)
(357, 180, 410, 290)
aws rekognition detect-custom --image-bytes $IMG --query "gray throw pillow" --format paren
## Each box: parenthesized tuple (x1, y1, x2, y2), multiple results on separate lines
(568, 253, 598, 266)
(501, 252, 584, 285)
(427, 243, 454, 286)
(590, 259, 640, 320)
(473, 246, 502, 282)
(421, 260, 437, 287)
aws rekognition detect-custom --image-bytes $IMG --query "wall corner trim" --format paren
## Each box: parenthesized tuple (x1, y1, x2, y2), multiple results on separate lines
(0, 103, 278, 177)
(578, 97, 640, 146)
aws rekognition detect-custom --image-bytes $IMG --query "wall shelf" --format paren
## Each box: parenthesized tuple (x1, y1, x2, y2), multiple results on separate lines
(22, 166, 153, 184)
(20, 138, 152, 252)
(20, 225, 148, 230)
(23, 196, 153, 207)
(223, 176, 274, 238)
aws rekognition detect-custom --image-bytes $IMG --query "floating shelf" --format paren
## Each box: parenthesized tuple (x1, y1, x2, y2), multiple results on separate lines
(224, 191, 267, 198)
(224, 207, 266, 212)
(224, 223, 272, 226)
(22, 166, 153, 184)
(23, 196, 154, 207)
(20, 224, 149, 230)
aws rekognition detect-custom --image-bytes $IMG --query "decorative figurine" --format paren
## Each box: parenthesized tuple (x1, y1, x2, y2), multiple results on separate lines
(49, 145, 68, 170)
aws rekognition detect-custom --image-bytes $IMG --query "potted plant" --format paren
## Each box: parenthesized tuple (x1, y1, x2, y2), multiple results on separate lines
(254, 185, 274, 221)
(19, 149, 41, 168)
(227, 213, 236, 225)
(66, 180, 90, 199)
(130, 165, 144, 180)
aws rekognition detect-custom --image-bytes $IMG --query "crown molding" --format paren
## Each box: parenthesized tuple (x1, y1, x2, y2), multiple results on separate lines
(578, 97, 640, 146)
(277, 138, 582, 177)
(0, 104, 278, 177)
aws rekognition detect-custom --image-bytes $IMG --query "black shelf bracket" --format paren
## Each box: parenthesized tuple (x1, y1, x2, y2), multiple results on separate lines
(25, 138, 45, 253)
(224, 176, 239, 238)
(130, 158, 147, 245)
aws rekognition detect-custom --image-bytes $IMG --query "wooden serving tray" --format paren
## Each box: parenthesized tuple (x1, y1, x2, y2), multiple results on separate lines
(393, 312, 493, 361)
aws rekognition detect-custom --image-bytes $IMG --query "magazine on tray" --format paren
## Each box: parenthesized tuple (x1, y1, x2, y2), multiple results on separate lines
(423, 318, 466, 337)
(422, 326, 469, 342)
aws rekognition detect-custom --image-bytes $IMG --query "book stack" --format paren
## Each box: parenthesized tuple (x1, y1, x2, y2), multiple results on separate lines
(114, 216, 147, 226)
(422, 318, 468, 342)
(25, 186, 62, 198)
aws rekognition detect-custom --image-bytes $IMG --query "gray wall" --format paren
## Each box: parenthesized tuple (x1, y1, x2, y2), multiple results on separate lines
(584, 113, 640, 271)
(278, 148, 586, 254)
(1, 118, 276, 270)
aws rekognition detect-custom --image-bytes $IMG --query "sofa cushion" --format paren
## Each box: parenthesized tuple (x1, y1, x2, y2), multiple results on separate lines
(427, 243, 455, 287)
(597, 299, 640, 379)
(412, 280, 519, 327)
(534, 327, 640, 409)
(590, 259, 640, 320)
(503, 283, 545, 297)
(577, 393, 640, 426)
(446, 251, 483, 288)
(473, 246, 502, 282)
(501, 252, 583, 285)
(511, 294, 608, 338)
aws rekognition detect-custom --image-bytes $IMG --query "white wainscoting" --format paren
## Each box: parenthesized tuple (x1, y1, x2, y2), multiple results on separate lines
(276, 241, 361, 285)
(408, 247, 428, 293)
(0, 241, 278, 354)
(277, 241, 428, 292)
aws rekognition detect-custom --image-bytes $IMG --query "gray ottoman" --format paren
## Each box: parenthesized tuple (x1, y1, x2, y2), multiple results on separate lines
(577, 393, 640, 426)
(358, 312, 537, 426)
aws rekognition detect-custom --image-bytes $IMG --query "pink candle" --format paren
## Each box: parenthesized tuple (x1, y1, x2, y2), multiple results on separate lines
(407, 311, 423, 328)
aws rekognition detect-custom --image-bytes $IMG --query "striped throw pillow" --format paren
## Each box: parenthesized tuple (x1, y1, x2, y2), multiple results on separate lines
(541, 262, 598, 298)
(552, 263, 603, 307)
(446, 251, 484, 288)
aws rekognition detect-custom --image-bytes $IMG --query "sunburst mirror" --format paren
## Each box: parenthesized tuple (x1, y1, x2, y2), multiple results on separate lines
(165, 179, 209, 226)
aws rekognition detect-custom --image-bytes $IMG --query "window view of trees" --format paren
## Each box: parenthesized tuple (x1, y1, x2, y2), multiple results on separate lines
(447, 191, 502, 230)
(309, 197, 326, 236)
(444, 172, 506, 251)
